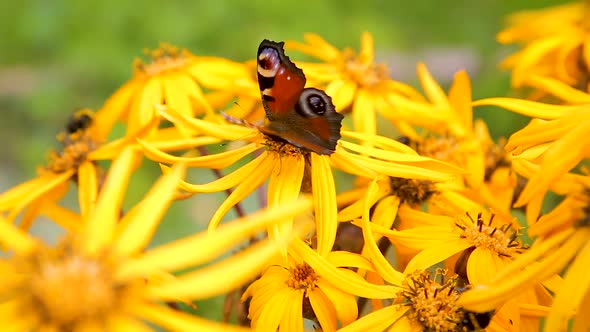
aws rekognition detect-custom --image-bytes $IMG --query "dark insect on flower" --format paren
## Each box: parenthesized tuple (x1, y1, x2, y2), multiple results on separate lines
(456, 285, 495, 331)
(65, 109, 94, 134)
(458, 309, 495, 331)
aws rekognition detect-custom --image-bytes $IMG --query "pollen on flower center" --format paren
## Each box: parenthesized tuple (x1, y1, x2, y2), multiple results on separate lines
(415, 136, 460, 164)
(286, 263, 318, 293)
(17, 243, 123, 327)
(342, 49, 389, 88)
(400, 270, 466, 332)
(262, 134, 309, 157)
(455, 212, 524, 258)
(389, 177, 437, 205)
(133, 43, 193, 78)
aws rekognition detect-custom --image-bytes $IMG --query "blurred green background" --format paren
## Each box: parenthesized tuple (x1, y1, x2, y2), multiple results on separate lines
(0, 0, 570, 321)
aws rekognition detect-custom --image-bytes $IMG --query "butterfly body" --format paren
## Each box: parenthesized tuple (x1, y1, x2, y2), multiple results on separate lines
(256, 40, 343, 155)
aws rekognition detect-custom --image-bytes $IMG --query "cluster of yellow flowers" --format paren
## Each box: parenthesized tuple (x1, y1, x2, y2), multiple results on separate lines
(1, 2, 589, 332)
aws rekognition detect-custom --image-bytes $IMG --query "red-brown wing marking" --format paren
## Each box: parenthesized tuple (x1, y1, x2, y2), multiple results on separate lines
(257, 40, 306, 119)
(270, 63, 306, 114)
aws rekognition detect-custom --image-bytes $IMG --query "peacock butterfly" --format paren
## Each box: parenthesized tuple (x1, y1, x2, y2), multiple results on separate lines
(256, 39, 344, 155)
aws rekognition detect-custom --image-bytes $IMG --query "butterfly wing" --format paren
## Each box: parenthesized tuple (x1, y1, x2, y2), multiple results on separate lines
(257, 40, 343, 155)
(257, 40, 306, 119)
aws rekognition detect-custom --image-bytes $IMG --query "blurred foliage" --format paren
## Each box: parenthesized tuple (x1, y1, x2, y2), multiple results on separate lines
(0, 0, 571, 320)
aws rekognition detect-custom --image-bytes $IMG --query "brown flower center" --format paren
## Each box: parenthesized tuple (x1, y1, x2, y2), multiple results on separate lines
(133, 43, 193, 78)
(342, 49, 389, 88)
(262, 135, 309, 157)
(14, 242, 128, 329)
(455, 212, 525, 258)
(415, 136, 460, 164)
(286, 263, 318, 293)
(400, 270, 467, 332)
(389, 177, 438, 206)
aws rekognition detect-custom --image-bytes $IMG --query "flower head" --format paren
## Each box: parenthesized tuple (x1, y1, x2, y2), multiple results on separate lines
(497, 2, 590, 95)
(0, 147, 313, 330)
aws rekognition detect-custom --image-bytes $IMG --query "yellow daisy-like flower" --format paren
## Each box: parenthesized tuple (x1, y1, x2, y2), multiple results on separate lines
(471, 98, 590, 220)
(0, 107, 155, 229)
(351, 179, 550, 331)
(459, 190, 590, 331)
(0, 146, 313, 331)
(242, 238, 397, 332)
(103, 43, 257, 135)
(498, 2, 590, 95)
(140, 105, 460, 257)
(286, 33, 437, 135)
(338, 269, 506, 332)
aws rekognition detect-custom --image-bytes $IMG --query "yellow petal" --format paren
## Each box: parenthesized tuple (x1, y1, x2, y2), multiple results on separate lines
(466, 247, 505, 284)
(145, 233, 292, 300)
(138, 138, 259, 169)
(325, 78, 357, 111)
(360, 179, 405, 285)
(309, 288, 337, 332)
(253, 288, 293, 331)
(115, 199, 311, 281)
(166, 151, 269, 193)
(572, 285, 590, 332)
(311, 154, 338, 256)
(340, 130, 417, 154)
(403, 240, 472, 274)
(330, 150, 376, 178)
(417, 63, 451, 109)
(516, 119, 590, 205)
(472, 97, 584, 119)
(281, 290, 304, 332)
(448, 70, 473, 136)
(317, 279, 358, 326)
(292, 238, 399, 299)
(511, 37, 564, 85)
(359, 32, 375, 64)
(130, 302, 249, 332)
(107, 315, 154, 332)
(327, 251, 374, 271)
(338, 305, 408, 332)
(524, 75, 590, 104)
(96, 79, 139, 138)
(352, 89, 377, 135)
(0, 172, 68, 209)
(267, 154, 304, 245)
(545, 237, 590, 331)
(80, 146, 139, 255)
(77, 160, 97, 221)
(145, 129, 222, 152)
(0, 215, 38, 255)
(3, 171, 72, 221)
(157, 104, 255, 140)
(128, 78, 162, 134)
(112, 163, 186, 257)
(207, 156, 275, 230)
(40, 202, 82, 232)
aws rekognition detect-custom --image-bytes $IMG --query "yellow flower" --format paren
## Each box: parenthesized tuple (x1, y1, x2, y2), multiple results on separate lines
(0, 146, 313, 331)
(459, 199, 590, 331)
(242, 238, 397, 332)
(102, 43, 256, 135)
(497, 2, 590, 95)
(338, 269, 508, 332)
(347, 179, 550, 331)
(472, 98, 590, 220)
(286, 33, 435, 135)
(139, 105, 460, 257)
(0, 107, 154, 229)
